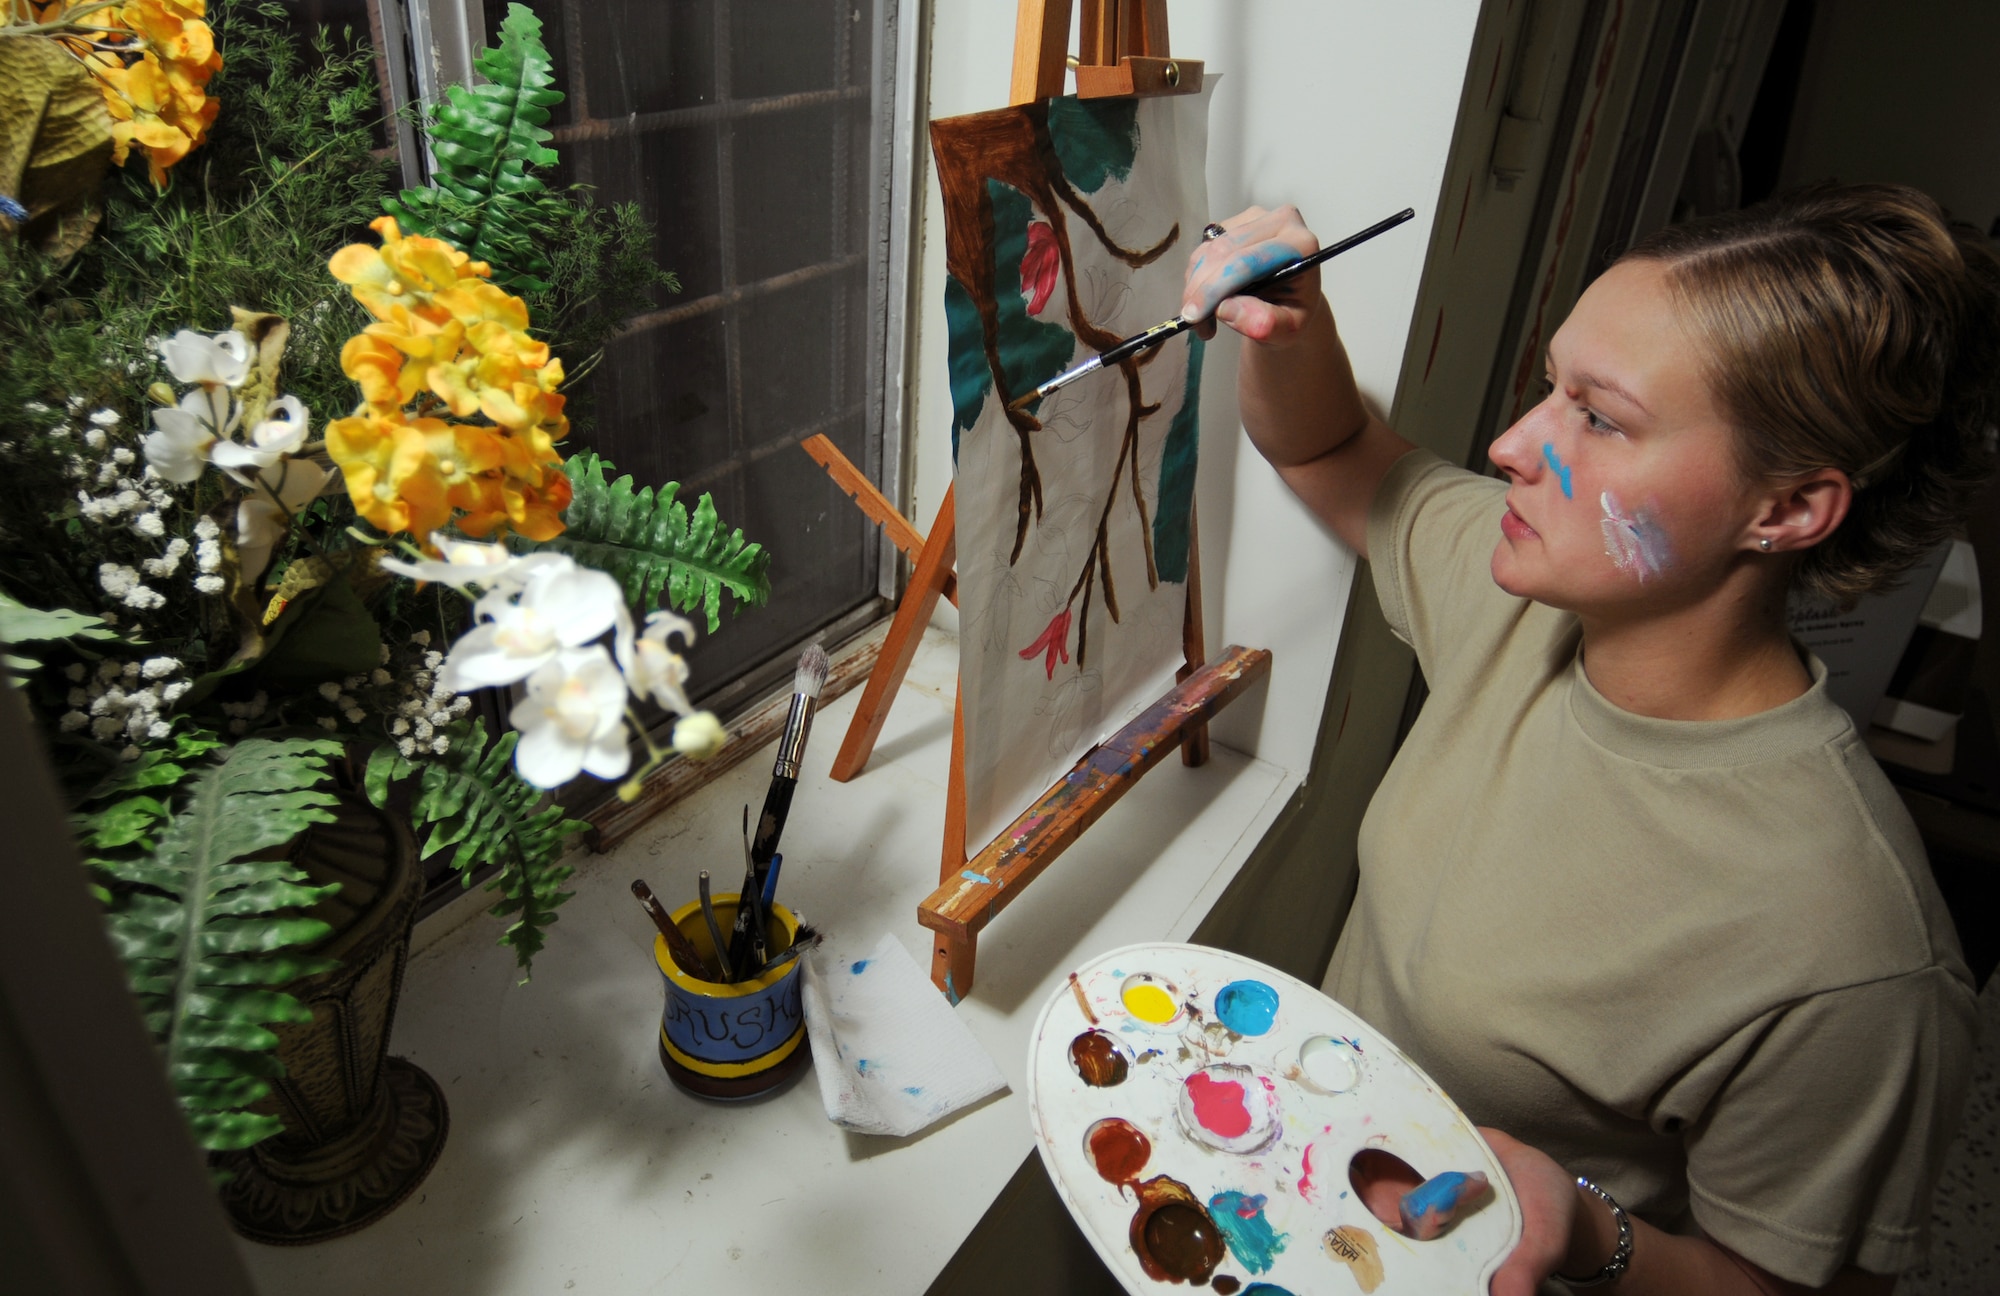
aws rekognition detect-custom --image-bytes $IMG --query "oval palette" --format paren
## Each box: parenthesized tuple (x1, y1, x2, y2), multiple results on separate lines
(1028, 944, 1521, 1295)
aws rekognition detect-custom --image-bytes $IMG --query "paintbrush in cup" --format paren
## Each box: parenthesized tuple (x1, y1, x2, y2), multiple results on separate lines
(632, 878, 711, 979)
(697, 870, 733, 983)
(725, 642, 829, 972)
(753, 923, 822, 977)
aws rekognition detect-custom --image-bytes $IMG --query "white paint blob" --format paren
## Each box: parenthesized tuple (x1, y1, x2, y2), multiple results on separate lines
(1600, 490, 1674, 581)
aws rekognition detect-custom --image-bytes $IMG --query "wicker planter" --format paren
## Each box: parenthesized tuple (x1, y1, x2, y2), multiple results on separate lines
(210, 787, 449, 1245)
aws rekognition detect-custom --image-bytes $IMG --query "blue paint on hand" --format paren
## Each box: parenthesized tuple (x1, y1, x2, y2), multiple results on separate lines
(1214, 980, 1281, 1037)
(1542, 443, 1574, 499)
(1193, 243, 1300, 319)
(851, 960, 870, 974)
(1398, 1170, 1493, 1240)
(1207, 1190, 1288, 1274)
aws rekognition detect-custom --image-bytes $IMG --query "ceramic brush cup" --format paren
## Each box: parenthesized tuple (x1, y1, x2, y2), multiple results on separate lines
(655, 895, 811, 1100)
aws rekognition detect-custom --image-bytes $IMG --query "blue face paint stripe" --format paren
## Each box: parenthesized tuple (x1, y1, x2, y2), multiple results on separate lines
(1542, 443, 1574, 499)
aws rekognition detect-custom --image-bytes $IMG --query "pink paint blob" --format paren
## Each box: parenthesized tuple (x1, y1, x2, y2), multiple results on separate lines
(1298, 1142, 1318, 1202)
(1185, 1071, 1253, 1138)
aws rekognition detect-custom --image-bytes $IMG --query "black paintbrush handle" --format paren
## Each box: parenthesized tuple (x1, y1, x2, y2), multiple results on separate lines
(726, 778, 795, 971)
(1252, 206, 1416, 292)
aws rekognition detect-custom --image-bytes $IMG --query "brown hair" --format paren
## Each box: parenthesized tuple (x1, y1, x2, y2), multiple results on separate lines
(1623, 183, 2000, 605)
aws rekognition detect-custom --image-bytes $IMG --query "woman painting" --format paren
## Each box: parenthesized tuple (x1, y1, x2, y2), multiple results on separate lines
(1181, 184, 1992, 1293)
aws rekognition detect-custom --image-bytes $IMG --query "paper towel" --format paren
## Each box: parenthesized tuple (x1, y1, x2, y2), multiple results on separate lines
(800, 932, 1008, 1137)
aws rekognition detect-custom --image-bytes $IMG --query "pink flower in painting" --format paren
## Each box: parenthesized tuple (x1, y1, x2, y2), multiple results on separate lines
(1020, 221, 1059, 315)
(1019, 607, 1072, 680)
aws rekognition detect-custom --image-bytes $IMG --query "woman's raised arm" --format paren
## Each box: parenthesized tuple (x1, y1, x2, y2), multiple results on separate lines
(1183, 205, 1416, 557)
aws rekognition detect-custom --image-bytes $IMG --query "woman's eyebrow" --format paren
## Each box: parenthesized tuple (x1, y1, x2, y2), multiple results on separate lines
(1571, 370, 1652, 417)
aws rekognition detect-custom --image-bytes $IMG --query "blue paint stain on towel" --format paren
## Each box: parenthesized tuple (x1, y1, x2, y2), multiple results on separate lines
(1214, 980, 1280, 1037)
(856, 1059, 871, 1074)
(904, 1086, 923, 1096)
(1542, 443, 1574, 498)
(851, 959, 870, 974)
(1207, 1191, 1287, 1274)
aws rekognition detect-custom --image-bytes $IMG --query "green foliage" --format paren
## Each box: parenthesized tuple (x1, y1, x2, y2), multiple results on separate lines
(85, 737, 344, 1150)
(365, 719, 585, 977)
(383, 3, 562, 293)
(0, 589, 117, 676)
(521, 452, 771, 634)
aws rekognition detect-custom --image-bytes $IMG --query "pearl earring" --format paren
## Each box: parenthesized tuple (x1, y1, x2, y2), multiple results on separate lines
(1759, 538, 1773, 552)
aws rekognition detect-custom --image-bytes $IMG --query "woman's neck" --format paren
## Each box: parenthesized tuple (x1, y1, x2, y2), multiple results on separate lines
(1575, 578, 1812, 721)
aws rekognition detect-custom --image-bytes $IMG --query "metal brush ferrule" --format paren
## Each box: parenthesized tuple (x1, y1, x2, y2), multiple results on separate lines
(773, 695, 816, 779)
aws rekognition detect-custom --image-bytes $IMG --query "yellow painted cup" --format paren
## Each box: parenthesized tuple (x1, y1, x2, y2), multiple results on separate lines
(654, 895, 810, 1100)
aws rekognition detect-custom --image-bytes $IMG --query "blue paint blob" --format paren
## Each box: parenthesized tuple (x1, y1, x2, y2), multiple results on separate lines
(856, 1059, 871, 1074)
(1207, 1191, 1287, 1274)
(1541, 443, 1575, 499)
(961, 870, 993, 886)
(1240, 1286, 1297, 1296)
(1214, 980, 1281, 1037)
(904, 1086, 923, 1096)
(851, 960, 870, 974)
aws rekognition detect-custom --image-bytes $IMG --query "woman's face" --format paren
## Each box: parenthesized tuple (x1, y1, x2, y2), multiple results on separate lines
(1487, 259, 1767, 616)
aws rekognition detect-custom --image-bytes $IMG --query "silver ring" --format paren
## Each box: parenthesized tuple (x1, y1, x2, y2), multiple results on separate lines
(1201, 222, 1227, 242)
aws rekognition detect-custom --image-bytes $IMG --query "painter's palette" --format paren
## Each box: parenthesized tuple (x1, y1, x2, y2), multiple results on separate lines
(1028, 944, 1520, 1295)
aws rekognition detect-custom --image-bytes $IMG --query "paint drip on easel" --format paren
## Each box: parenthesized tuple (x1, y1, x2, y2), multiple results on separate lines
(1027, 943, 1522, 1295)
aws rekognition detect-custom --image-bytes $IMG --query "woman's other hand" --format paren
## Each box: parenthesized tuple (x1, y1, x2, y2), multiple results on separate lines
(1181, 205, 1321, 343)
(1479, 1127, 1589, 1296)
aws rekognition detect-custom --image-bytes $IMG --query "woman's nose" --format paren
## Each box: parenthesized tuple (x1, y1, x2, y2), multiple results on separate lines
(1488, 411, 1541, 480)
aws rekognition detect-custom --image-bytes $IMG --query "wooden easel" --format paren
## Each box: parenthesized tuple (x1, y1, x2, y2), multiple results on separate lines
(806, 0, 1267, 998)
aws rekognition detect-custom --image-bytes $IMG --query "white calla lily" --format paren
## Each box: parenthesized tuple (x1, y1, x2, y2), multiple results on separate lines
(234, 460, 332, 583)
(438, 555, 631, 691)
(210, 394, 310, 485)
(158, 329, 252, 388)
(617, 608, 698, 714)
(142, 387, 238, 483)
(509, 646, 633, 786)
(381, 532, 525, 589)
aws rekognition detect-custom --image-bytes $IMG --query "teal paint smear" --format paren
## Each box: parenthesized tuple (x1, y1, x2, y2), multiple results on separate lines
(1542, 443, 1574, 499)
(1152, 336, 1203, 582)
(945, 274, 991, 461)
(1047, 96, 1140, 193)
(1207, 1191, 1287, 1274)
(986, 179, 1077, 417)
(960, 870, 993, 885)
(1213, 979, 1279, 1037)
(1240, 1286, 1297, 1296)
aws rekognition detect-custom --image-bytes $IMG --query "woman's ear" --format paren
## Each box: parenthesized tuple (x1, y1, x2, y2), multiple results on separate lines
(1749, 468, 1852, 553)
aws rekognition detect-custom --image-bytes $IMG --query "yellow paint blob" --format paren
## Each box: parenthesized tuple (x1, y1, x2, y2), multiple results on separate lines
(1122, 981, 1180, 1024)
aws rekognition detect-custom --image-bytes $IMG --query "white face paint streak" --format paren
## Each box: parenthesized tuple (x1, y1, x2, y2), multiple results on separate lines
(1599, 490, 1673, 581)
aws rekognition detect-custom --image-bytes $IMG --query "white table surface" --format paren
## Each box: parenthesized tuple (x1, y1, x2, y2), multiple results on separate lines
(240, 627, 1294, 1295)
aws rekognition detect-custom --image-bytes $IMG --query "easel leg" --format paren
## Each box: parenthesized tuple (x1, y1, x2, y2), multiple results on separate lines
(942, 684, 969, 882)
(931, 928, 977, 1004)
(1178, 503, 1209, 767)
(830, 487, 958, 783)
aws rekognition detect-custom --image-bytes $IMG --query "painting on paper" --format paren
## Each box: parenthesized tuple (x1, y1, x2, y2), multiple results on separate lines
(932, 90, 1211, 854)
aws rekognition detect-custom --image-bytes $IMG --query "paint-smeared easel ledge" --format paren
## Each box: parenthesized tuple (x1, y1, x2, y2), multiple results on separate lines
(1028, 944, 1521, 1295)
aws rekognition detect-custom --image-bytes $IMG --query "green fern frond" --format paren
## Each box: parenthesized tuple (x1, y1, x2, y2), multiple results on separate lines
(366, 719, 585, 977)
(92, 737, 345, 1151)
(522, 452, 772, 633)
(383, 2, 565, 291)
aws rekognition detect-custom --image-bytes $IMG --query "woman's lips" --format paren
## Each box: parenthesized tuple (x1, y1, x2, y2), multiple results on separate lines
(1500, 507, 1538, 542)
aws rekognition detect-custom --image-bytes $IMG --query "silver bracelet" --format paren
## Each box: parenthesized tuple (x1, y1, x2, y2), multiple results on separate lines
(1555, 1176, 1633, 1288)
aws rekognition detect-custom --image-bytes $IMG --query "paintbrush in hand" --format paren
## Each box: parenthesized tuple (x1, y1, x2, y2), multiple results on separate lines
(1006, 207, 1416, 412)
(725, 642, 829, 973)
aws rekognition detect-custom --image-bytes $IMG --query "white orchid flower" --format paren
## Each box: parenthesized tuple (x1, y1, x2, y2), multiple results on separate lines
(615, 608, 698, 714)
(235, 460, 331, 583)
(439, 556, 630, 691)
(381, 533, 525, 590)
(142, 387, 238, 483)
(509, 646, 633, 786)
(157, 329, 252, 389)
(671, 711, 728, 761)
(210, 394, 310, 486)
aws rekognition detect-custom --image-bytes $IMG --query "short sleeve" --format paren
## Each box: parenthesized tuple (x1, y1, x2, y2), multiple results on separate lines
(1670, 968, 1977, 1284)
(1363, 448, 1521, 688)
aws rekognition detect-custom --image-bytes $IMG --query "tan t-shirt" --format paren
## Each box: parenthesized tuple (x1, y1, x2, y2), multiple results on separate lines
(1326, 450, 1977, 1285)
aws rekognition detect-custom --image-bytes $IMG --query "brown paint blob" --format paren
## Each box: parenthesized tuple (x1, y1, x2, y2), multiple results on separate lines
(1084, 1117, 1151, 1185)
(1212, 1277, 1241, 1295)
(1070, 1029, 1129, 1086)
(1129, 1175, 1225, 1285)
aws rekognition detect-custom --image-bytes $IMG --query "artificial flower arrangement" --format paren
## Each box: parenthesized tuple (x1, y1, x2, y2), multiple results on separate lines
(0, 1, 769, 1152)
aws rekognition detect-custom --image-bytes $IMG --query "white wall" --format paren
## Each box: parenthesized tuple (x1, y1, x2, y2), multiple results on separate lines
(912, 1, 1483, 779)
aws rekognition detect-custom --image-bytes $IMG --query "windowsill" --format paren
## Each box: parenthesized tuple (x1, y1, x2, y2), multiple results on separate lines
(239, 625, 1295, 1293)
